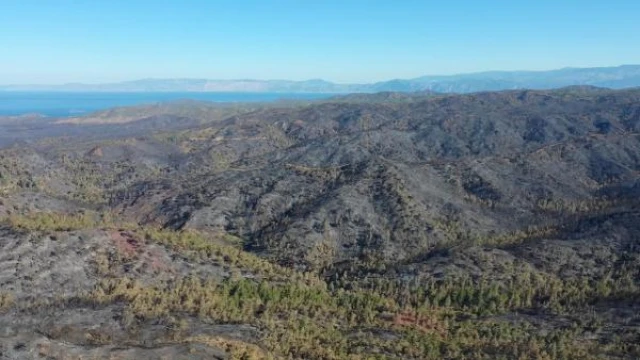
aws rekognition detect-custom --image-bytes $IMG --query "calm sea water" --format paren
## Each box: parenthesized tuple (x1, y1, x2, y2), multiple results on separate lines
(0, 92, 333, 117)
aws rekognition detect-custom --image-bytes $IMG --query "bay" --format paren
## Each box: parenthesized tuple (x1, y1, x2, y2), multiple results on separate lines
(0, 92, 333, 117)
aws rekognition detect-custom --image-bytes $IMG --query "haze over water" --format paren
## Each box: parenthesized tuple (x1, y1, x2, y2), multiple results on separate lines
(0, 92, 333, 117)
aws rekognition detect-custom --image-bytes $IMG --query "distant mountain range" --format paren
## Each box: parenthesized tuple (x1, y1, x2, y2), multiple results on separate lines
(3, 65, 640, 93)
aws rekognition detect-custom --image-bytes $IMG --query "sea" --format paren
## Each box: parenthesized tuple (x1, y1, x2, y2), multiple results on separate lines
(0, 92, 334, 117)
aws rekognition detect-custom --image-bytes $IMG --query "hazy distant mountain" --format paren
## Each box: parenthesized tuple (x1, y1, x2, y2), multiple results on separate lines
(0, 78, 364, 93)
(384, 64, 640, 93)
(3, 65, 640, 93)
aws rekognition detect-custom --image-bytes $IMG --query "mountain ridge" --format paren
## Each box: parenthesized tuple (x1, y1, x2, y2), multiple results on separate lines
(3, 64, 640, 93)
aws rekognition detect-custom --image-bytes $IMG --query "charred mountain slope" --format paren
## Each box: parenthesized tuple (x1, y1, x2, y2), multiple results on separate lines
(105, 88, 640, 273)
(1, 88, 640, 358)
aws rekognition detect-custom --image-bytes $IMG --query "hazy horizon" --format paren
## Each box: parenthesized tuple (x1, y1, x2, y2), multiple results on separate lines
(1, 64, 639, 87)
(3, 1, 640, 85)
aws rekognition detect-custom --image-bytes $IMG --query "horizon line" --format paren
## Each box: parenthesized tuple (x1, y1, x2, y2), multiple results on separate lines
(2, 64, 639, 88)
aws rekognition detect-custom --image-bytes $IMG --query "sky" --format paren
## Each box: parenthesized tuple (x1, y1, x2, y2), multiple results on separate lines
(1, 0, 640, 84)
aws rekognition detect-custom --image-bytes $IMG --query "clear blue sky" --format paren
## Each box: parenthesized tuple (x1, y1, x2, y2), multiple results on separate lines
(2, 0, 639, 84)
